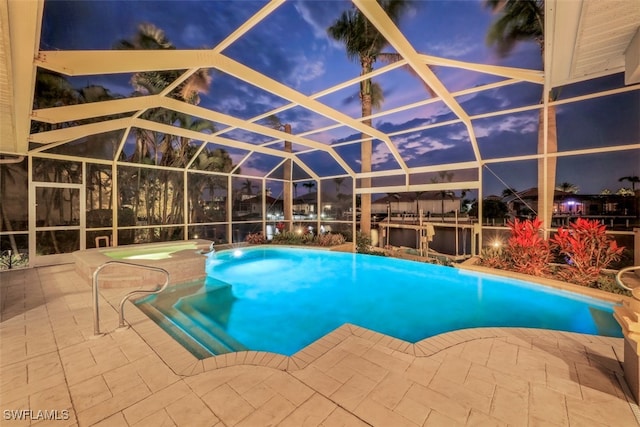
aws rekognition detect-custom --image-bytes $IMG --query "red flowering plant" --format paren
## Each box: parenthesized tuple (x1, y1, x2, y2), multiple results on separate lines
(479, 218, 551, 276)
(503, 218, 552, 277)
(245, 232, 266, 245)
(550, 218, 624, 287)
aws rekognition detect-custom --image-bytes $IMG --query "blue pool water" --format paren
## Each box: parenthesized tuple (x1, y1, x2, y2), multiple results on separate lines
(136, 246, 622, 357)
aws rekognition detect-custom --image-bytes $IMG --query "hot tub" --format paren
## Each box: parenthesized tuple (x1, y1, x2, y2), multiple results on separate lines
(103, 242, 203, 261)
(73, 240, 214, 288)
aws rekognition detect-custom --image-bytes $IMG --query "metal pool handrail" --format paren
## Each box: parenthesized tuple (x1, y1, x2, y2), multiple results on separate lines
(92, 260, 170, 336)
(616, 265, 640, 298)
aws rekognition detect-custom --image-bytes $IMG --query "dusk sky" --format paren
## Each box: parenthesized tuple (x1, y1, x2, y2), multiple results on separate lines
(39, 0, 639, 198)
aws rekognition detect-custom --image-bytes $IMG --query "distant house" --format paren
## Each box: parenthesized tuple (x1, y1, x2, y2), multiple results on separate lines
(372, 192, 461, 216)
(503, 187, 638, 225)
(234, 195, 283, 218)
(292, 192, 337, 218)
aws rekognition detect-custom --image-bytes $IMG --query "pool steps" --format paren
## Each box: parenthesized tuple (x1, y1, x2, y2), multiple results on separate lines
(589, 306, 625, 336)
(175, 303, 248, 353)
(135, 280, 248, 357)
(136, 303, 216, 359)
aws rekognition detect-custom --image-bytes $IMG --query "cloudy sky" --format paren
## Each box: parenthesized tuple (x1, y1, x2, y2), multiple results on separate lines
(40, 0, 639, 197)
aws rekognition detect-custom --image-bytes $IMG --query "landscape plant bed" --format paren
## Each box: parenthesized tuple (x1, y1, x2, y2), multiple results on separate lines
(458, 256, 628, 302)
(475, 218, 631, 298)
(245, 231, 347, 247)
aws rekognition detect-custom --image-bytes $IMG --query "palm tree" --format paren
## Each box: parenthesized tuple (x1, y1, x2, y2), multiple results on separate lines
(115, 23, 215, 240)
(302, 181, 316, 194)
(619, 176, 640, 192)
(328, 0, 412, 237)
(555, 182, 579, 194)
(485, 0, 555, 235)
(501, 187, 518, 198)
(188, 147, 235, 223)
(241, 178, 256, 196)
(431, 171, 454, 220)
(413, 191, 425, 218)
(115, 23, 211, 104)
(266, 115, 293, 227)
(333, 177, 345, 194)
(116, 23, 212, 164)
(31, 70, 82, 135)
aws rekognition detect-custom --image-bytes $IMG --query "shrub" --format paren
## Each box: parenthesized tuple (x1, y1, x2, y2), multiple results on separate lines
(339, 229, 353, 243)
(595, 273, 631, 296)
(353, 232, 388, 256)
(272, 231, 315, 245)
(245, 232, 266, 245)
(316, 233, 346, 247)
(0, 250, 29, 271)
(478, 246, 509, 270)
(355, 232, 371, 254)
(504, 218, 551, 277)
(272, 231, 302, 245)
(550, 218, 625, 286)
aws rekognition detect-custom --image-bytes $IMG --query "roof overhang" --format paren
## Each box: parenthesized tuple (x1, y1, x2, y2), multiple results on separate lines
(547, 0, 640, 87)
(1, 0, 43, 156)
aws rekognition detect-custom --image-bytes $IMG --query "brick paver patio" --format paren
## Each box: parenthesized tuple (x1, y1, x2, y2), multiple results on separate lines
(1, 264, 637, 426)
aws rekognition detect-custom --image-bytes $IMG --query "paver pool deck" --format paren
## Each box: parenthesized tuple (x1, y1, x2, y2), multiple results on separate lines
(1, 263, 638, 426)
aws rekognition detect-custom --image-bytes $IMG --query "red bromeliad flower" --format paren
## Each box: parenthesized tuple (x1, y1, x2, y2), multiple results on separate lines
(505, 218, 551, 277)
(551, 218, 624, 286)
(480, 217, 624, 286)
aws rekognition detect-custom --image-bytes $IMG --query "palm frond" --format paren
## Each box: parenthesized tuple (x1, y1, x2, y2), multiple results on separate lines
(485, 0, 544, 57)
(377, 52, 437, 98)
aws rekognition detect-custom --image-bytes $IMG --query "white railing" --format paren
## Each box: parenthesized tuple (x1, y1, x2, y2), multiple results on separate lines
(616, 265, 640, 297)
(92, 260, 170, 336)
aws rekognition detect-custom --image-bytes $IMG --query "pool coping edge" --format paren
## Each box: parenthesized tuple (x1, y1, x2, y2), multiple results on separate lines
(115, 294, 624, 377)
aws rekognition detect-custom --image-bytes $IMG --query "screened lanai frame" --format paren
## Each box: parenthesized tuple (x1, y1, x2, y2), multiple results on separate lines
(1, 0, 639, 266)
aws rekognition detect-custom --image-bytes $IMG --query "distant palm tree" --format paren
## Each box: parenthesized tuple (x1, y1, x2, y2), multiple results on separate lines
(189, 147, 235, 222)
(555, 182, 579, 194)
(302, 181, 316, 194)
(619, 176, 639, 192)
(485, 0, 555, 233)
(241, 178, 256, 196)
(413, 191, 425, 217)
(501, 187, 518, 198)
(617, 188, 635, 197)
(431, 171, 454, 220)
(266, 115, 293, 226)
(328, 0, 412, 237)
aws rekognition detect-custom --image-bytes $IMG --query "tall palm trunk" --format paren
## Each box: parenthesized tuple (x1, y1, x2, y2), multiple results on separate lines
(360, 58, 374, 237)
(537, 103, 557, 237)
(283, 124, 293, 230)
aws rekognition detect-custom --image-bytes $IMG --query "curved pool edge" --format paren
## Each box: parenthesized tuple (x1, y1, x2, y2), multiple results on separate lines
(122, 288, 623, 377)
(456, 256, 628, 305)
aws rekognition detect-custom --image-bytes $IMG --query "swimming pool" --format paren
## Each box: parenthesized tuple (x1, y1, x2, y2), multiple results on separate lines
(135, 246, 622, 357)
